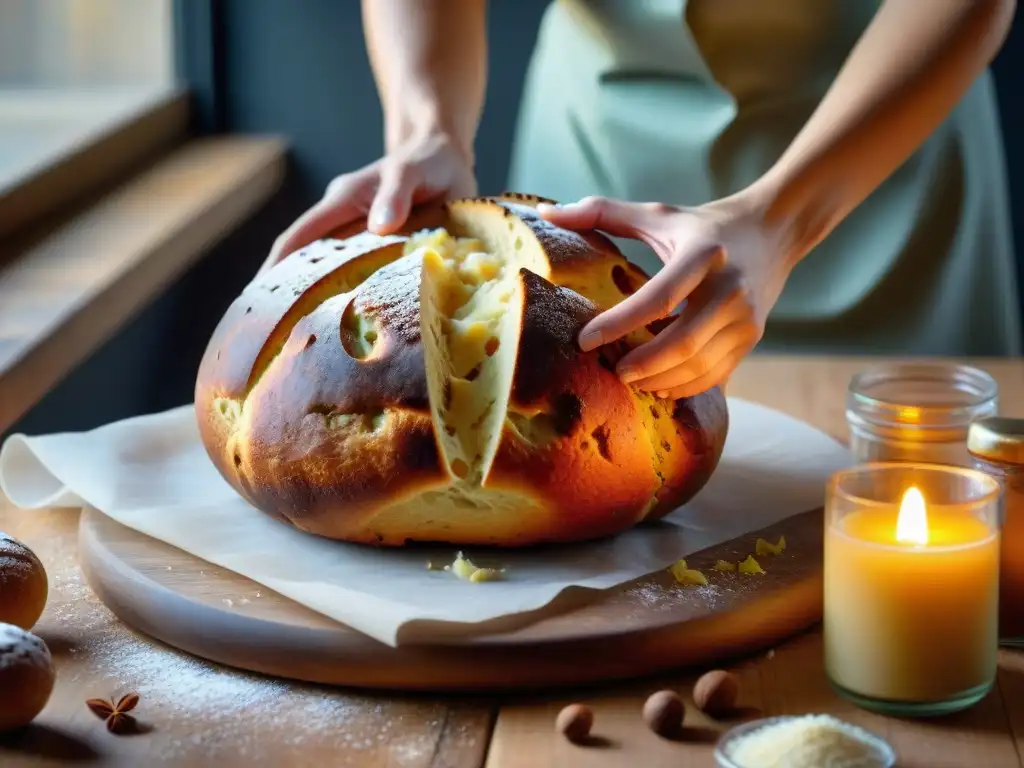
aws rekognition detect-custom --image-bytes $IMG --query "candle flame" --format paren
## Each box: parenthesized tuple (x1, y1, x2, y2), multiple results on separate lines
(896, 486, 929, 545)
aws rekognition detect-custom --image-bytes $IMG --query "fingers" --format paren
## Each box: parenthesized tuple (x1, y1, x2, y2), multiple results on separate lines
(629, 319, 756, 393)
(367, 161, 421, 235)
(656, 346, 748, 400)
(259, 171, 375, 275)
(538, 196, 668, 241)
(578, 239, 724, 351)
(614, 269, 750, 383)
(538, 197, 677, 265)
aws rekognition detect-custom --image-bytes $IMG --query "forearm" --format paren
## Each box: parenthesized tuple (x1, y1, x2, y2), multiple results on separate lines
(361, 0, 487, 159)
(740, 0, 1015, 266)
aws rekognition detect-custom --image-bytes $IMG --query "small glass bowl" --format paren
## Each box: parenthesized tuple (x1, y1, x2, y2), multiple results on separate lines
(714, 715, 896, 768)
(846, 362, 998, 467)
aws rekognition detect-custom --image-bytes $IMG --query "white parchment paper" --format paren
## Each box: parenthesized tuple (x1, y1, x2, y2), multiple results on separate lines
(0, 398, 850, 647)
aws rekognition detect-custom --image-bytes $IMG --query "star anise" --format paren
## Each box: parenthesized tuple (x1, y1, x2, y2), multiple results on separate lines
(86, 692, 140, 734)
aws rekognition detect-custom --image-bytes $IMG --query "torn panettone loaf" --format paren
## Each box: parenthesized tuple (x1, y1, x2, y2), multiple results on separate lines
(194, 194, 728, 546)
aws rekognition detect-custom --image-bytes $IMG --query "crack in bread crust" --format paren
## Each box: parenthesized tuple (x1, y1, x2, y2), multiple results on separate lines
(194, 196, 729, 546)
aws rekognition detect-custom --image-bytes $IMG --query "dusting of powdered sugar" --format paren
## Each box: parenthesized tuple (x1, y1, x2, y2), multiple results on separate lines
(618, 571, 767, 622)
(0, 554, 32, 582)
(622, 581, 725, 612)
(39, 531, 469, 765)
(0, 622, 51, 672)
(0, 533, 37, 583)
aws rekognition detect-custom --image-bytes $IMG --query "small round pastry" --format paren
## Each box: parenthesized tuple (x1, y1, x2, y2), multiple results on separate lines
(0, 532, 48, 630)
(0, 623, 55, 731)
(555, 703, 594, 743)
(693, 669, 741, 718)
(642, 689, 685, 737)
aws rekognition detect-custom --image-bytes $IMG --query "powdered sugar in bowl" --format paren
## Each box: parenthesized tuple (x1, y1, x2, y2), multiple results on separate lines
(714, 714, 895, 768)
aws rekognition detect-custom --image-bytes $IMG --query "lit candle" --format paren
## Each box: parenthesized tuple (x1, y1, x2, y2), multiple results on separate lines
(823, 463, 1001, 716)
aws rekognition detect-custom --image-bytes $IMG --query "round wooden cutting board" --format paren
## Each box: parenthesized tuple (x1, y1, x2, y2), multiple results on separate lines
(78, 505, 824, 692)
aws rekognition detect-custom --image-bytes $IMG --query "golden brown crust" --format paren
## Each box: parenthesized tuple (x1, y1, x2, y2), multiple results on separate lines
(0, 533, 48, 630)
(200, 253, 451, 540)
(194, 234, 409, 492)
(0, 625, 54, 732)
(242, 410, 446, 542)
(325, 199, 453, 242)
(194, 194, 729, 546)
(197, 235, 405, 400)
(485, 271, 660, 543)
(449, 197, 626, 275)
(649, 388, 730, 519)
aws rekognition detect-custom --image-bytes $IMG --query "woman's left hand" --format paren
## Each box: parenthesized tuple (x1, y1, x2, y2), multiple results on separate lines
(537, 195, 791, 399)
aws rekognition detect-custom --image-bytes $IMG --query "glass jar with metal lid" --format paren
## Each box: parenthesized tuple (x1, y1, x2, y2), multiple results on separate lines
(846, 363, 998, 467)
(969, 417, 1024, 646)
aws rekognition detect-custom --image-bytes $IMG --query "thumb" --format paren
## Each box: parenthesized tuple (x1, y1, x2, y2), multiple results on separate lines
(368, 162, 419, 235)
(537, 196, 662, 241)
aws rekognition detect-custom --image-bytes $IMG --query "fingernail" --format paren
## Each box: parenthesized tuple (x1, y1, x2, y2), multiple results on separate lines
(578, 328, 602, 351)
(657, 390, 670, 399)
(618, 366, 640, 384)
(370, 205, 394, 231)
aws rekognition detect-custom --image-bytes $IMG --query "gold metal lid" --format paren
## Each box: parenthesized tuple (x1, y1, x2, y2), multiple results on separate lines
(968, 416, 1024, 465)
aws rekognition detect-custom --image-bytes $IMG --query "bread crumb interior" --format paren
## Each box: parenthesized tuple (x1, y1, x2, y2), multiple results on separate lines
(415, 229, 526, 486)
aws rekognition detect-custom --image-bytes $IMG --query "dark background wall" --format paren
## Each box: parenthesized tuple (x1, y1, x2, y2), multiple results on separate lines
(9, 0, 1024, 439)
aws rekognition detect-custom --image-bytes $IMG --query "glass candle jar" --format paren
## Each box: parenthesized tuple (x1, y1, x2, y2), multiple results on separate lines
(969, 416, 1024, 646)
(824, 462, 1001, 717)
(846, 363, 998, 467)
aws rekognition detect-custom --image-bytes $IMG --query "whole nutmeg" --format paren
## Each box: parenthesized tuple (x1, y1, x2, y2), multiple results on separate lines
(642, 689, 685, 737)
(693, 669, 740, 717)
(0, 622, 55, 732)
(555, 703, 593, 743)
(0, 532, 48, 630)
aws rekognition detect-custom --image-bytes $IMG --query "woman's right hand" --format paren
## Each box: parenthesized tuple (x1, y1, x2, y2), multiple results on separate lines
(259, 130, 477, 275)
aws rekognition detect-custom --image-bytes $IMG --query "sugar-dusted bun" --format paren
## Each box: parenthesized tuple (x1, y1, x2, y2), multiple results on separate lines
(195, 195, 728, 546)
(0, 533, 48, 630)
(0, 623, 54, 732)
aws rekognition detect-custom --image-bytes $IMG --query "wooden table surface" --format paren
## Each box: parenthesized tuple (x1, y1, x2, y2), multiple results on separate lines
(2, 355, 1023, 768)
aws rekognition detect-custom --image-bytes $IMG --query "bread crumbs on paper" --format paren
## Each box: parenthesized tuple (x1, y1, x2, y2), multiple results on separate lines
(669, 559, 708, 586)
(755, 535, 786, 556)
(739, 555, 765, 575)
(441, 552, 506, 582)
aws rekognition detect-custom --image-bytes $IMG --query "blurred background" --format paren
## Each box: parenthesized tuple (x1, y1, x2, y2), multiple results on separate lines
(1, 0, 1022, 440)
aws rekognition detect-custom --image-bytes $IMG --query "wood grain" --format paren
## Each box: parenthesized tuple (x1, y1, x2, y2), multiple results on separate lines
(0, 506, 495, 768)
(0, 88, 190, 241)
(2, 356, 1023, 766)
(0, 135, 287, 434)
(488, 356, 1024, 768)
(76, 506, 823, 691)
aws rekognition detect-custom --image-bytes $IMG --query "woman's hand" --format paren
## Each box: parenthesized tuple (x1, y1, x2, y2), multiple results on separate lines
(538, 195, 791, 399)
(259, 131, 476, 274)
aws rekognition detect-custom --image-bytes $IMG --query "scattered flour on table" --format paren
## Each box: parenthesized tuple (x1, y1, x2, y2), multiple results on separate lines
(0, 622, 51, 671)
(0, 554, 32, 580)
(623, 579, 734, 614)
(46, 554, 471, 765)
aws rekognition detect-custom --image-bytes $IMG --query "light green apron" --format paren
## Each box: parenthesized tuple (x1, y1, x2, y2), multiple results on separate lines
(507, 0, 1021, 356)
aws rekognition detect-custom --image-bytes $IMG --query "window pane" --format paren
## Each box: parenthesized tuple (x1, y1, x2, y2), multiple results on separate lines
(0, 0, 174, 89)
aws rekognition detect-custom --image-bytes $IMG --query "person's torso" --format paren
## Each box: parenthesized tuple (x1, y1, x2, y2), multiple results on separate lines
(513, 0, 1007, 328)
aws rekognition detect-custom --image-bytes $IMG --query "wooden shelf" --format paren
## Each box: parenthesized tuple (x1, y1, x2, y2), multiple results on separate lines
(0, 87, 191, 240)
(0, 136, 287, 433)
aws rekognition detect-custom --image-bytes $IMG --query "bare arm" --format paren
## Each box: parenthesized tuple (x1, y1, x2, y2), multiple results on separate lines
(362, 0, 488, 161)
(745, 0, 1016, 266)
(263, 2, 487, 269)
(540, 0, 1015, 396)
